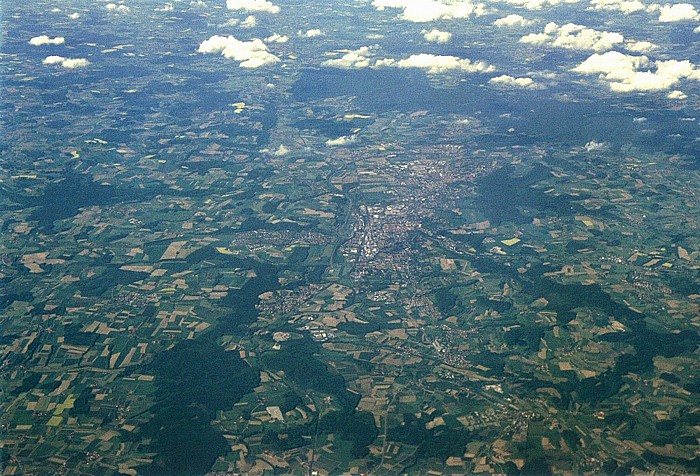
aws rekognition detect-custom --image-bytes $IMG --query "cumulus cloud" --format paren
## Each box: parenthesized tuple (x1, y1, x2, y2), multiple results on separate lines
(226, 0, 280, 13)
(494, 14, 535, 26)
(521, 22, 624, 52)
(299, 29, 323, 38)
(69, 12, 81, 19)
(590, 0, 646, 14)
(422, 29, 452, 43)
(372, 0, 487, 22)
(322, 47, 494, 75)
(106, 3, 130, 13)
(498, 0, 583, 10)
(585, 140, 608, 151)
(265, 144, 290, 155)
(667, 90, 687, 99)
(695, 25, 700, 33)
(573, 51, 700, 92)
(156, 2, 175, 11)
(489, 74, 540, 88)
(43, 56, 90, 68)
(241, 15, 257, 27)
(626, 40, 657, 53)
(29, 35, 65, 46)
(321, 46, 374, 69)
(326, 135, 357, 146)
(62, 59, 90, 68)
(265, 34, 288, 43)
(657, 3, 700, 22)
(573, 50, 647, 77)
(198, 35, 280, 68)
(377, 54, 495, 74)
(43, 56, 67, 65)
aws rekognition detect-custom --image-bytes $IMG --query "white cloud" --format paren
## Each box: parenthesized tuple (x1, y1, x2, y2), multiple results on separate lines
(43, 56, 90, 69)
(378, 54, 495, 74)
(372, 0, 488, 22)
(62, 58, 90, 68)
(106, 3, 130, 13)
(626, 40, 657, 53)
(268, 144, 290, 155)
(321, 47, 374, 69)
(29, 35, 65, 46)
(241, 15, 257, 27)
(590, 0, 646, 14)
(226, 0, 280, 13)
(265, 34, 288, 43)
(573, 51, 700, 92)
(156, 2, 175, 12)
(69, 12, 81, 19)
(422, 29, 453, 43)
(585, 140, 608, 151)
(667, 90, 687, 99)
(695, 25, 700, 33)
(521, 22, 624, 52)
(498, 0, 583, 10)
(489, 74, 540, 88)
(198, 35, 280, 68)
(573, 50, 648, 77)
(42, 55, 67, 65)
(299, 29, 323, 38)
(326, 135, 357, 146)
(494, 14, 535, 26)
(657, 3, 700, 22)
(322, 48, 494, 75)
(521, 32, 550, 43)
